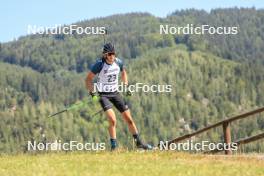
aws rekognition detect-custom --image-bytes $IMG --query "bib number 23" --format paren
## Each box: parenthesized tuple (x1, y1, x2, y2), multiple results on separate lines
(107, 74, 117, 82)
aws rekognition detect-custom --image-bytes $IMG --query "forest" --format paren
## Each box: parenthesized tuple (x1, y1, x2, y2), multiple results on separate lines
(0, 8, 264, 153)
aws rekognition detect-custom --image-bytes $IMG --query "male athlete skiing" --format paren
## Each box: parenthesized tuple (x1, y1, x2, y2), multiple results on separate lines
(85, 43, 152, 150)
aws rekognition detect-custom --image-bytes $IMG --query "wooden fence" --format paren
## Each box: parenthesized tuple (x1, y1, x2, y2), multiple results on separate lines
(167, 107, 264, 154)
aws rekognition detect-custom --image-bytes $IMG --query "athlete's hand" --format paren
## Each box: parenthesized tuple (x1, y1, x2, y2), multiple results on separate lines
(126, 90, 132, 96)
(90, 92, 99, 102)
(125, 84, 132, 96)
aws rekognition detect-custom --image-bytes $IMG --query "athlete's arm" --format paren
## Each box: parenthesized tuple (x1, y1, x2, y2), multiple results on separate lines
(85, 71, 96, 93)
(121, 69, 128, 85)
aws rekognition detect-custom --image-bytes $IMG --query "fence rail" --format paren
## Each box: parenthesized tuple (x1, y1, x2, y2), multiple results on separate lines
(168, 107, 264, 154)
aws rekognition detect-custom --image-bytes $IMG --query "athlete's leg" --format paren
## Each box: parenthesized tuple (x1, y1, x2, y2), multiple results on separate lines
(121, 110, 147, 148)
(99, 96, 117, 150)
(121, 109, 138, 135)
(111, 93, 152, 149)
(105, 108, 117, 139)
(109, 94, 137, 134)
(122, 109, 152, 149)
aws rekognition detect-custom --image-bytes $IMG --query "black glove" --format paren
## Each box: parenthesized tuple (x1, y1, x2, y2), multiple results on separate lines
(125, 84, 132, 96)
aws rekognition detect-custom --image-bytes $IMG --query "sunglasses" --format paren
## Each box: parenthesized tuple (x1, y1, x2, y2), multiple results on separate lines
(106, 53, 115, 56)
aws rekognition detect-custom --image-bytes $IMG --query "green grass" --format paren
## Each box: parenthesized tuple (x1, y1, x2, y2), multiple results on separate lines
(0, 151, 263, 176)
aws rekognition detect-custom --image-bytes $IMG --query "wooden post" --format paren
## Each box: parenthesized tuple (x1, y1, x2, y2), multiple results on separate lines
(223, 122, 232, 155)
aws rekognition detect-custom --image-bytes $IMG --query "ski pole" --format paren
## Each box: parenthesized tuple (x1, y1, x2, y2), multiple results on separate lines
(48, 99, 92, 118)
(90, 104, 112, 118)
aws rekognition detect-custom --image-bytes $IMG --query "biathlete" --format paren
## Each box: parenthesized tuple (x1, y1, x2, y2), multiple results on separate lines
(85, 43, 152, 150)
